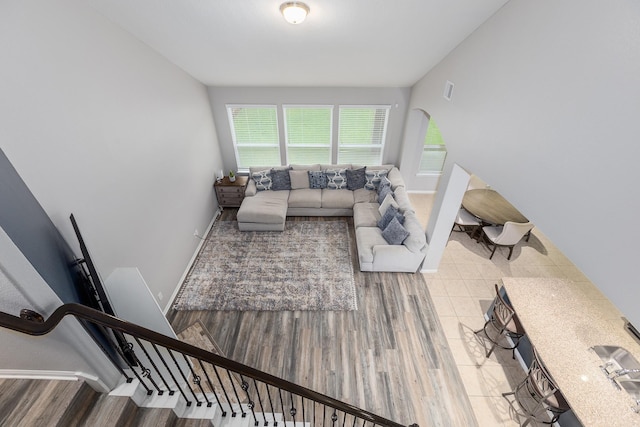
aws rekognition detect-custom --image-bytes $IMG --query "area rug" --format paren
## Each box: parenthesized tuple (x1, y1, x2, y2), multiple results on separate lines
(172, 220, 357, 311)
(177, 320, 244, 404)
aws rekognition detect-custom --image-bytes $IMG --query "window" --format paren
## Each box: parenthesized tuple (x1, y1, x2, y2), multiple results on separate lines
(418, 119, 447, 174)
(338, 106, 390, 165)
(227, 105, 280, 170)
(283, 105, 332, 164)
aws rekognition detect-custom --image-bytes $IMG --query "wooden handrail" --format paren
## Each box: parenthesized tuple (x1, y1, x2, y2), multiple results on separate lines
(0, 304, 417, 427)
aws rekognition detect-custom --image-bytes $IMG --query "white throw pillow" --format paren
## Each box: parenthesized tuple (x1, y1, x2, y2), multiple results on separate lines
(378, 193, 399, 217)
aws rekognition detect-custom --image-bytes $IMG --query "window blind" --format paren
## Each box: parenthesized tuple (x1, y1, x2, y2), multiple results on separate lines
(283, 106, 332, 164)
(227, 105, 280, 169)
(338, 106, 390, 165)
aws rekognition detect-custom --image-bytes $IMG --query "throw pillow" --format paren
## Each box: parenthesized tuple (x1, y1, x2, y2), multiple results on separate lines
(364, 169, 389, 191)
(382, 217, 410, 245)
(251, 169, 272, 191)
(325, 169, 348, 190)
(289, 170, 309, 190)
(378, 193, 399, 217)
(377, 185, 392, 205)
(377, 204, 405, 230)
(270, 168, 292, 191)
(346, 167, 366, 190)
(377, 177, 392, 194)
(308, 171, 327, 189)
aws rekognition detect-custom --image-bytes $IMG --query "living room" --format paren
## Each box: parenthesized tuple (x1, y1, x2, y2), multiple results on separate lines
(1, 0, 639, 425)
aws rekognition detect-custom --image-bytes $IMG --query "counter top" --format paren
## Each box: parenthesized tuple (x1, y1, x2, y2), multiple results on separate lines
(502, 277, 640, 427)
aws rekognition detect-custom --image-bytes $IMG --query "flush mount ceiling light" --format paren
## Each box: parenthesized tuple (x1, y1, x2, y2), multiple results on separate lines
(280, 1, 310, 24)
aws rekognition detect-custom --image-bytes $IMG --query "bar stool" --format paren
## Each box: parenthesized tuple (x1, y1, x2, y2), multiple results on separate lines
(503, 346, 570, 426)
(474, 284, 525, 358)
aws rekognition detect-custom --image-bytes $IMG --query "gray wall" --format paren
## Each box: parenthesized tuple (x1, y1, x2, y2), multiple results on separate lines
(0, 0, 223, 312)
(208, 86, 411, 171)
(410, 0, 640, 326)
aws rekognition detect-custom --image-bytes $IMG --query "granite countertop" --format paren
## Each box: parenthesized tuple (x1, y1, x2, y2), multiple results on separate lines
(502, 277, 640, 427)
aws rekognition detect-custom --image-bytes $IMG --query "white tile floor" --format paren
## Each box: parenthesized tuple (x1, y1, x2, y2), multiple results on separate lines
(409, 193, 604, 426)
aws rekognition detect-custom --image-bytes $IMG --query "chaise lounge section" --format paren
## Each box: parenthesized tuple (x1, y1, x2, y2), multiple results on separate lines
(236, 164, 428, 272)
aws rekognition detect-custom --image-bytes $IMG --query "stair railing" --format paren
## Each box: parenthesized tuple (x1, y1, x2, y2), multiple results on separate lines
(0, 304, 418, 427)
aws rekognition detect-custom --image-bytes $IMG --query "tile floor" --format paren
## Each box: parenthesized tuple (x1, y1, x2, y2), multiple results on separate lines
(408, 193, 604, 426)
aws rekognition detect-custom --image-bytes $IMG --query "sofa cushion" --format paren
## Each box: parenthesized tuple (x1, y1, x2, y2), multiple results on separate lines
(355, 227, 388, 264)
(393, 186, 415, 214)
(288, 189, 322, 208)
(364, 169, 389, 191)
(346, 167, 366, 190)
(402, 211, 427, 252)
(271, 168, 292, 191)
(377, 204, 405, 230)
(321, 189, 354, 209)
(251, 169, 272, 191)
(289, 170, 310, 189)
(308, 171, 327, 189)
(353, 203, 381, 228)
(237, 191, 288, 224)
(382, 217, 410, 245)
(321, 164, 351, 171)
(353, 188, 377, 204)
(387, 167, 405, 189)
(325, 168, 348, 189)
(378, 193, 399, 216)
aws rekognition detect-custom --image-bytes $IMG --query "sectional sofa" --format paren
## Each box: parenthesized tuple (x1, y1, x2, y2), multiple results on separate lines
(235, 164, 427, 273)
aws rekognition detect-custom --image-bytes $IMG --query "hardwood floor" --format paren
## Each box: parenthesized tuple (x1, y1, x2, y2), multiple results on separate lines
(167, 211, 478, 427)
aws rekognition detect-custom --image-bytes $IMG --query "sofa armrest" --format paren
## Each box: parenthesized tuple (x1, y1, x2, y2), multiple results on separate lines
(245, 179, 257, 197)
(372, 243, 426, 272)
(387, 167, 405, 190)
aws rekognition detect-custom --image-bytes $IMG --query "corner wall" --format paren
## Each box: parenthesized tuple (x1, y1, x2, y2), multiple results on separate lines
(0, 0, 223, 311)
(410, 0, 640, 326)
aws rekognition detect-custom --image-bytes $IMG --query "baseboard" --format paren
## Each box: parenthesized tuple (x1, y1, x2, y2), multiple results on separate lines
(420, 268, 438, 273)
(164, 209, 220, 314)
(0, 369, 110, 392)
(407, 190, 436, 194)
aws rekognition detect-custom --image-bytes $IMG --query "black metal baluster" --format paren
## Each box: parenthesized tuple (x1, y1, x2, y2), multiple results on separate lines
(82, 321, 133, 382)
(120, 341, 153, 395)
(331, 409, 338, 425)
(278, 388, 287, 424)
(323, 404, 327, 427)
(301, 396, 306, 424)
(167, 348, 200, 406)
(198, 360, 226, 416)
(352, 415, 357, 427)
(150, 343, 179, 397)
(264, 384, 276, 426)
(290, 392, 297, 425)
(181, 354, 212, 407)
(239, 375, 258, 426)
(228, 371, 247, 418)
(133, 337, 168, 395)
(123, 335, 163, 395)
(211, 365, 236, 416)
(342, 411, 347, 427)
(251, 378, 267, 426)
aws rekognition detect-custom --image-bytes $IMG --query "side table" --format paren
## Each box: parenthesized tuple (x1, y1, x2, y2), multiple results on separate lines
(214, 176, 248, 208)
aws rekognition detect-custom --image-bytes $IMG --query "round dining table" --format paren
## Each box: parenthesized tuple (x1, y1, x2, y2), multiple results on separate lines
(462, 189, 528, 225)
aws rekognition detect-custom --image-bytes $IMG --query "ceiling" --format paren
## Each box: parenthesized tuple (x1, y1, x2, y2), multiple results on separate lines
(87, 0, 508, 87)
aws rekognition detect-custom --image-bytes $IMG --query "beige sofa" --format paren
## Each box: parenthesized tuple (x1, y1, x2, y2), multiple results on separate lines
(236, 164, 427, 273)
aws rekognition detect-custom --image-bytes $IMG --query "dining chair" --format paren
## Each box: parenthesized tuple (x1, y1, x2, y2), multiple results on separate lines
(451, 208, 481, 239)
(481, 221, 534, 260)
(475, 284, 526, 358)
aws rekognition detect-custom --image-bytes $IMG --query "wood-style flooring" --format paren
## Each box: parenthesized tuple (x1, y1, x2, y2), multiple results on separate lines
(167, 211, 478, 427)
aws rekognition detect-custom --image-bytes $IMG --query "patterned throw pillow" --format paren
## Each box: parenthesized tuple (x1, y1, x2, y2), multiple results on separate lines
(382, 217, 410, 245)
(325, 169, 348, 190)
(377, 205, 405, 230)
(251, 169, 272, 191)
(364, 169, 389, 191)
(346, 167, 366, 190)
(270, 168, 292, 191)
(308, 171, 327, 189)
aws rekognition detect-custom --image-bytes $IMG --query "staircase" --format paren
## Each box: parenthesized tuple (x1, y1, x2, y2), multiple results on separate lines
(0, 304, 417, 427)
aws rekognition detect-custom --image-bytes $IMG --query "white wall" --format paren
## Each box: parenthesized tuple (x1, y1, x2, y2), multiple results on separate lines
(0, 0, 223, 311)
(208, 86, 411, 171)
(410, 0, 640, 325)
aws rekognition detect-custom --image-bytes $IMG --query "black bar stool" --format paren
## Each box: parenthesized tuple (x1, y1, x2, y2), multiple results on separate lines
(503, 346, 570, 426)
(475, 284, 526, 358)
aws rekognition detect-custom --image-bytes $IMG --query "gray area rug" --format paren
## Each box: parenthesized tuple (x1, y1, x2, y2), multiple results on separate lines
(173, 220, 357, 311)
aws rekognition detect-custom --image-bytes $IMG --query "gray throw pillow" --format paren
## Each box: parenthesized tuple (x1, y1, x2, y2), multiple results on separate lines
(325, 169, 348, 189)
(377, 177, 392, 195)
(289, 170, 310, 189)
(365, 169, 389, 191)
(251, 169, 272, 191)
(377, 205, 405, 230)
(308, 171, 327, 189)
(346, 167, 366, 190)
(270, 168, 291, 191)
(377, 185, 392, 204)
(382, 217, 410, 245)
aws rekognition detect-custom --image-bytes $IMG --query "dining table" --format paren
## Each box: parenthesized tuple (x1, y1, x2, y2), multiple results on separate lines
(462, 188, 528, 225)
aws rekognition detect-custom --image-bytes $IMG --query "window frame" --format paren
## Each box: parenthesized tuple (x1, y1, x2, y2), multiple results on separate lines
(226, 104, 281, 171)
(282, 104, 334, 165)
(337, 105, 390, 165)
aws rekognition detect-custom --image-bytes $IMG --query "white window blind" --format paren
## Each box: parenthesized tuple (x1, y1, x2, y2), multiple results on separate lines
(338, 106, 390, 165)
(283, 105, 333, 164)
(227, 105, 280, 169)
(418, 119, 447, 174)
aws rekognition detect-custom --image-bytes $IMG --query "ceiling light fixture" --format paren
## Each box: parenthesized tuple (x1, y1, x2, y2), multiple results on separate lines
(280, 2, 310, 25)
